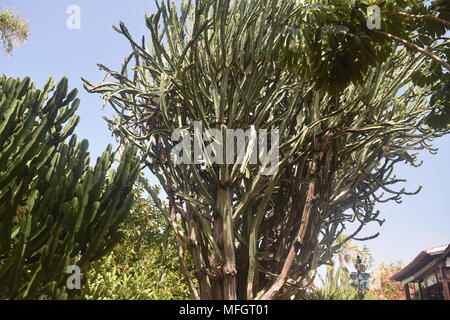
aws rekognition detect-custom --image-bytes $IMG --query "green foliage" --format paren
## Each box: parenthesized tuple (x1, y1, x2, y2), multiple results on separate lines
(426, 81, 450, 130)
(281, 0, 449, 91)
(280, 0, 450, 127)
(362, 289, 380, 300)
(303, 239, 372, 300)
(81, 247, 190, 300)
(0, 76, 140, 299)
(0, 7, 29, 56)
(332, 235, 365, 276)
(303, 267, 359, 300)
(280, 0, 393, 93)
(361, 245, 375, 272)
(81, 186, 191, 300)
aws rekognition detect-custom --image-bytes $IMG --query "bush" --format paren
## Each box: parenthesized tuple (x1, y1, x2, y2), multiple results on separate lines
(80, 185, 192, 300)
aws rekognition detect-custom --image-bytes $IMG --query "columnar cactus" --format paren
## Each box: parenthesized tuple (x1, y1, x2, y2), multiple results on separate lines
(0, 76, 140, 299)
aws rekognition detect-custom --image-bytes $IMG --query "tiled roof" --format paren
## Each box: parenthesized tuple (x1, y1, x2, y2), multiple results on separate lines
(390, 243, 450, 282)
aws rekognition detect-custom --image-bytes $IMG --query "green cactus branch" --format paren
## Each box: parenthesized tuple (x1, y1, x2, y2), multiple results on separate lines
(0, 76, 140, 299)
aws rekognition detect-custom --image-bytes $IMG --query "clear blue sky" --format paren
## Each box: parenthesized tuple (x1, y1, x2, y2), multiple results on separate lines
(1, 1, 449, 267)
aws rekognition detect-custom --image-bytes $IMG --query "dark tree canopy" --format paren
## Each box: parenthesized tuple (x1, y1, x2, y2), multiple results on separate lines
(280, 0, 449, 128)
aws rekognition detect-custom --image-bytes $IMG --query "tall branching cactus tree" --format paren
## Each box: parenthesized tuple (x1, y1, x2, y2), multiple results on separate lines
(0, 76, 140, 299)
(85, 0, 449, 300)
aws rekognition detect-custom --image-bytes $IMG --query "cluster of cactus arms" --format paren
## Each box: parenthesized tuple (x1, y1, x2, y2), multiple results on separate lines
(0, 76, 140, 299)
(85, 0, 449, 300)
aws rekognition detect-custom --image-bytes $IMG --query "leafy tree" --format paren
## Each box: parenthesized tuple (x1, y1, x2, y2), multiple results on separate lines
(86, 0, 449, 300)
(280, 0, 450, 128)
(361, 244, 375, 272)
(334, 236, 364, 272)
(0, 76, 139, 299)
(81, 184, 192, 300)
(281, 0, 449, 90)
(0, 8, 29, 56)
(370, 262, 406, 300)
